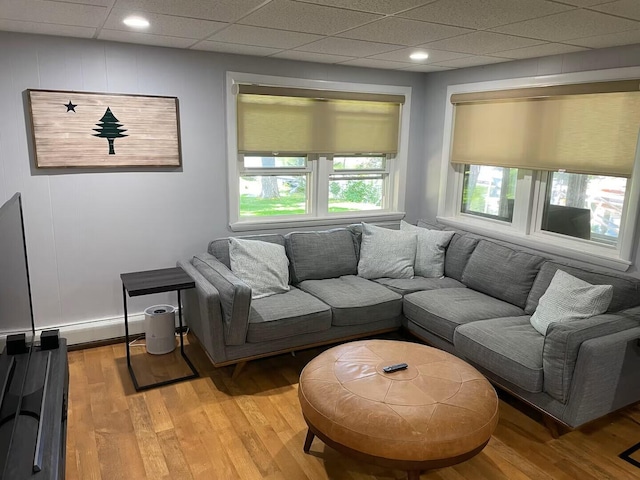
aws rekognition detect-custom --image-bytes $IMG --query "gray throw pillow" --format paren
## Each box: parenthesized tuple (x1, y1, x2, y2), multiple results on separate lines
(530, 269, 613, 335)
(357, 223, 417, 279)
(400, 220, 455, 277)
(229, 237, 290, 299)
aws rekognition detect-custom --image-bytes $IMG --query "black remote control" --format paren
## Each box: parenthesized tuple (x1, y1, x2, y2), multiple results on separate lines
(383, 362, 408, 373)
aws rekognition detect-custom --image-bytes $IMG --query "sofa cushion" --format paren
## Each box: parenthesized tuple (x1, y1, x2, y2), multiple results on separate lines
(209, 234, 285, 268)
(374, 276, 465, 295)
(530, 270, 613, 335)
(400, 221, 455, 277)
(444, 234, 479, 281)
(247, 287, 332, 343)
(542, 307, 640, 403)
(285, 229, 358, 283)
(403, 288, 525, 344)
(462, 240, 545, 308)
(454, 316, 544, 393)
(299, 275, 402, 327)
(229, 238, 290, 299)
(525, 261, 640, 315)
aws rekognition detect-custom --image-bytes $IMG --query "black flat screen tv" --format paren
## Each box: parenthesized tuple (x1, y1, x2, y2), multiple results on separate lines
(0, 193, 36, 342)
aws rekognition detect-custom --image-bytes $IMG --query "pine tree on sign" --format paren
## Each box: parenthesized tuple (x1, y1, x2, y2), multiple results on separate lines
(93, 107, 128, 155)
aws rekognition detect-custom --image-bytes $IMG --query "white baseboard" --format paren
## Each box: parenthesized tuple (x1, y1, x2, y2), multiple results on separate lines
(49, 313, 147, 346)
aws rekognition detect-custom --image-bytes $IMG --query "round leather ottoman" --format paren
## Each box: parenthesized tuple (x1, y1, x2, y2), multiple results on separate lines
(298, 340, 499, 479)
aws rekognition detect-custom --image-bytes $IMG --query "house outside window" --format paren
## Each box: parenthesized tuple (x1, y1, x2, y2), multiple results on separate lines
(226, 72, 411, 231)
(439, 68, 640, 271)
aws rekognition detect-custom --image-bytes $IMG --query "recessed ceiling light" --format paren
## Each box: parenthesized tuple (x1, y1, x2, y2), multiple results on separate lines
(123, 16, 150, 29)
(410, 51, 429, 61)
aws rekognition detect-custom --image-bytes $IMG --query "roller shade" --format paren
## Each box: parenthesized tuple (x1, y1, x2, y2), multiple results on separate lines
(236, 85, 404, 155)
(450, 80, 640, 177)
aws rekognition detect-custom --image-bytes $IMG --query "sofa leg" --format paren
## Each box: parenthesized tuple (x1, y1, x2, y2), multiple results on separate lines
(543, 416, 567, 438)
(231, 361, 247, 380)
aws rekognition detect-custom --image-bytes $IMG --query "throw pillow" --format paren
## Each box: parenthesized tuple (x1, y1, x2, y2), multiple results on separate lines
(357, 223, 417, 279)
(530, 269, 613, 335)
(400, 220, 455, 277)
(229, 237, 290, 299)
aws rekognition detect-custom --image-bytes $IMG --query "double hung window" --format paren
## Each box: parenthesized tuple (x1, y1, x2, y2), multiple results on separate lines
(440, 72, 640, 270)
(227, 73, 410, 230)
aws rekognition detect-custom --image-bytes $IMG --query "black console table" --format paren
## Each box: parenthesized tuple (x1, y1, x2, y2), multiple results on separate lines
(120, 267, 198, 391)
(0, 339, 68, 480)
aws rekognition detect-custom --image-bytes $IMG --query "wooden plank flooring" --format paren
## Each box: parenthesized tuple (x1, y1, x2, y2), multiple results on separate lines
(65, 336, 640, 480)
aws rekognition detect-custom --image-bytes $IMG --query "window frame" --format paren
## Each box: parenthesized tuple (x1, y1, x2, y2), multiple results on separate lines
(227, 72, 411, 231)
(438, 67, 640, 272)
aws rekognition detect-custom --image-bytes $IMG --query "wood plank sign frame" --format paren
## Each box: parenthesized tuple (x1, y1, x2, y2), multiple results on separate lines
(27, 89, 181, 168)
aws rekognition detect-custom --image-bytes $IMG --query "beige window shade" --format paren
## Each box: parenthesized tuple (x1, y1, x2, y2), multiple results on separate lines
(450, 84, 640, 177)
(236, 85, 403, 154)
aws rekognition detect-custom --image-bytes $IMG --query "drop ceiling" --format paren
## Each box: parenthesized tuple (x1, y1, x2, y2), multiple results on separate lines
(1, 0, 640, 71)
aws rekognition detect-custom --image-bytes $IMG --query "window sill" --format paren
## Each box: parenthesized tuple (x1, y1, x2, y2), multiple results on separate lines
(230, 211, 406, 232)
(437, 216, 631, 272)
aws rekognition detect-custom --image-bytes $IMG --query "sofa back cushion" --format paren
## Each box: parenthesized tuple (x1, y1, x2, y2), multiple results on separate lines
(462, 240, 545, 308)
(525, 261, 640, 314)
(285, 229, 358, 283)
(444, 234, 479, 281)
(208, 234, 285, 268)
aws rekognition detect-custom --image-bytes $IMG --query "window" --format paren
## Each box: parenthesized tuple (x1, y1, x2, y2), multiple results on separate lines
(239, 156, 309, 218)
(439, 69, 640, 271)
(227, 72, 411, 231)
(461, 165, 517, 222)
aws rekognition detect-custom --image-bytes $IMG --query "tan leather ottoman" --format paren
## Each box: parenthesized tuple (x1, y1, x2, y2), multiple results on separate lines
(298, 339, 499, 479)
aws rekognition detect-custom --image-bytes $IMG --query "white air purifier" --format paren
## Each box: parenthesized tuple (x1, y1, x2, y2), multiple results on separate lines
(144, 305, 176, 355)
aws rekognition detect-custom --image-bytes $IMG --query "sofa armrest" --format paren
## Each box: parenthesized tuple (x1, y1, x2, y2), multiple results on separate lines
(178, 259, 228, 364)
(558, 326, 640, 427)
(190, 253, 252, 346)
(543, 306, 640, 403)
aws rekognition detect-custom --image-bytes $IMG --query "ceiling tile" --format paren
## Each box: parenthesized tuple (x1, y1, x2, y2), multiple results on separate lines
(293, 0, 437, 15)
(421, 31, 544, 55)
(0, 0, 107, 26)
(367, 47, 468, 63)
(569, 29, 640, 48)
(401, 64, 453, 72)
(191, 40, 282, 56)
(271, 50, 356, 63)
(112, 0, 266, 22)
(0, 18, 96, 38)
(103, 10, 227, 39)
(433, 55, 510, 68)
(207, 24, 322, 49)
(490, 9, 639, 41)
(337, 58, 415, 69)
(338, 17, 472, 46)
(44, 0, 115, 6)
(238, 0, 381, 35)
(398, 0, 572, 30)
(589, 0, 640, 21)
(493, 42, 588, 59)
(98, 29, 196, 47)
(295, 37, 402, 56)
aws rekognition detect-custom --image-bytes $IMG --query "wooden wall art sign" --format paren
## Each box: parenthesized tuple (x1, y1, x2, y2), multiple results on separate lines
(27, 89, 181, 168)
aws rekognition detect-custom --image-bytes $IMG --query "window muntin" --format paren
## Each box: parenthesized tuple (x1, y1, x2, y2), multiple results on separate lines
(461, 165, 517, 222)
(542, 172, 627, 246)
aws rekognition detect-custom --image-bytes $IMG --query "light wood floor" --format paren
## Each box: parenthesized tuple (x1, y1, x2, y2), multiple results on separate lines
(65, 335, 640, 480)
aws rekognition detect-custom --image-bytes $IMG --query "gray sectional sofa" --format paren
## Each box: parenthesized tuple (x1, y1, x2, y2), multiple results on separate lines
(178, 222, 640, 431)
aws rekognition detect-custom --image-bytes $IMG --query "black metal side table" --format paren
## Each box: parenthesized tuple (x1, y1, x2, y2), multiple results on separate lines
(120, 266, 198, 391)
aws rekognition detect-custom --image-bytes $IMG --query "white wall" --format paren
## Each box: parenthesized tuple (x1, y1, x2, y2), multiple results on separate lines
(0, 32, 427, 339)
(419, 43, 640, 277)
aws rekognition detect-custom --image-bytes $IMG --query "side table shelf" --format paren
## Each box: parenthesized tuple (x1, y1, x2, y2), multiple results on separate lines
(121, 267, 198, 391)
